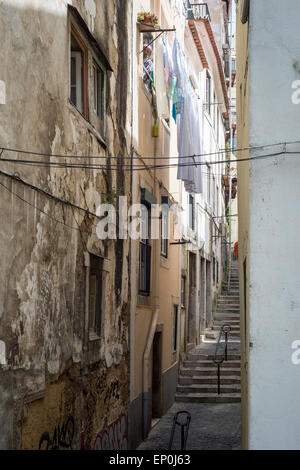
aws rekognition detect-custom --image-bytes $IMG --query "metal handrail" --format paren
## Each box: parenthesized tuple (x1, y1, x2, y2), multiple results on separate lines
(213, 325, 231, 395)
(168, 411, 191, 451)
(187, 2, 211, 22)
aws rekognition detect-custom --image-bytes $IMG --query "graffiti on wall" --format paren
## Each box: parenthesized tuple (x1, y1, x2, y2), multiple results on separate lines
(38, 416, 75, 450)
(94, 413, 128, 450)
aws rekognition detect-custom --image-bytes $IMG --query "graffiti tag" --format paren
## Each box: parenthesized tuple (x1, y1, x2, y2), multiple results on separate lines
(38, 416, 75, 450)
(94, 413, 128, 450)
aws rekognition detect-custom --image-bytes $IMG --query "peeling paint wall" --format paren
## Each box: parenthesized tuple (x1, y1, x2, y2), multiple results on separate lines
(0, 0, 132, 449)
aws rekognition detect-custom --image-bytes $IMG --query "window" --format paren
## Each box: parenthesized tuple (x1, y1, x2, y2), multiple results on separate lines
(213, 92, 217, 129)
(232, 58, 236, 73)
(89, 254, 103, 338)
(213, 177, 216, 214)
(69, 9, 109, 137)
(189, 195, 195, 231)
(139, 203, 151, 296)
(181, 276, 186, 309)
(173, 305, 178, 352)
(207, 165, 211, 205)
(206, 72, 211, 115)
(142, 33, 154, 95)
(70, 28, 88, 118)
(213, 257, 216, 284)
(161, 203, 169, 259)
(93, 62, 105, 119)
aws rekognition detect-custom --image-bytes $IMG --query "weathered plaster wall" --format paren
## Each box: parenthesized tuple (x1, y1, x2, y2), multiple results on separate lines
(0, 0, 132, 449)
(247, 0, 300, 450)
(236, 0, 250, 450)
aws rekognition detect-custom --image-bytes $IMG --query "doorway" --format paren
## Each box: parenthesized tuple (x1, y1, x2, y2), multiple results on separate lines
(152, 331, 163, 419)
(188, 252, 196, 344)
(206, 261, 212, 328)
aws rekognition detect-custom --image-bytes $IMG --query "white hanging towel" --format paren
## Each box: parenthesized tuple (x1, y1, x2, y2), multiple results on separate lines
(155, 39, 170, 119)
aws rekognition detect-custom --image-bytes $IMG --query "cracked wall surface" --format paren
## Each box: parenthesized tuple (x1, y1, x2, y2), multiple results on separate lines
(0, 0, 132, 449)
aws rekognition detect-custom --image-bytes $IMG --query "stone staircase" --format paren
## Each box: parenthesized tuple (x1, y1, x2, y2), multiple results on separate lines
(176, 262, 241, 403)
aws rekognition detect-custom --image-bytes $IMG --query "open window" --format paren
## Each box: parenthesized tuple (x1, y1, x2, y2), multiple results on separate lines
(189, 194, 195, 231)
(142, 32, 154, 96)
(139, 203, 151, 296)
(89, 254, 103, 339)
(161, 203, 169, 259)
(92, 59, 106, 136)
(206, 71, 212, 115)
(70, 28, 88, 119)
(69, 6, 110, 138)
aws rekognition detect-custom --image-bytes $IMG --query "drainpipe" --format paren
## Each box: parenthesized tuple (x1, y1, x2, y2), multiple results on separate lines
(142, 91, 160, 439)
(142, 306, 159, 439)
(227, 1, 233, 293)
(142, 207, 160, 438)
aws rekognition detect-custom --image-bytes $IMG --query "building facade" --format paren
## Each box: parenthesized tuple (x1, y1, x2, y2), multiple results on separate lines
(0, 0, 231, 450)
(0, 0, 133, 450)
(236, 0, 300, 450)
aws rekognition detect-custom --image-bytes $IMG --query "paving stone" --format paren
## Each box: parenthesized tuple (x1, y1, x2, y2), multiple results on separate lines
(137, 402, 241, 450)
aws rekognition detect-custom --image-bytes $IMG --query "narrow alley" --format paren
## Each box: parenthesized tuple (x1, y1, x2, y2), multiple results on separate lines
(139, 262, 241, 450)
(1, 0, 300, 453)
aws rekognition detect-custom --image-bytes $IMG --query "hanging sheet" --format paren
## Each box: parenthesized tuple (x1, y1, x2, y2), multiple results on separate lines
(156, 38, 170, 119)
(173, 38, 202, 194)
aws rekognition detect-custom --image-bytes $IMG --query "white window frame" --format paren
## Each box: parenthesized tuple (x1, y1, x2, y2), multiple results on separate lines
(71, 51, 83, 113)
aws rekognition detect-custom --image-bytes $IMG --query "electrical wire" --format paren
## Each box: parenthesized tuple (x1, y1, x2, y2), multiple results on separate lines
(0, 149, 297, 172)
(0, 169, 232, 233)
(0, 179, 81, 232)
(0, 138, 300, 161)
(0, 169, 101, 221)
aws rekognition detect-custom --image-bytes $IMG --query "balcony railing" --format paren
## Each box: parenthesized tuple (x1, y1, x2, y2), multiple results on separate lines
(187, 2, 211, 21)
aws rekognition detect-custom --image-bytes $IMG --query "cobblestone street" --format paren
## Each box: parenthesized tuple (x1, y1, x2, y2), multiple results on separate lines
(138, 402, 241, 451)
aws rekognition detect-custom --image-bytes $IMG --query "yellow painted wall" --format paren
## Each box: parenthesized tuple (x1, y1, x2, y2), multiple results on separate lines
(236, 0, 250, 450)
(133, 0, 180, 405)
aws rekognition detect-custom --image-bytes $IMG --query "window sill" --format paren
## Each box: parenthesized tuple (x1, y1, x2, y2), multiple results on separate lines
(204, 110, 213, 127)
(137, 295, 152, 307)
(160, 255, 169, 269)
(89, 332, 101, 342)
(68, 100, 106, 149)
(140, 78, 153, 105)
(161, 118, 171, 135)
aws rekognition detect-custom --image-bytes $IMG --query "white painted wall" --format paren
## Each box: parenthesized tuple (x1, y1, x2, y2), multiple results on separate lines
(248, 0, 300, 450)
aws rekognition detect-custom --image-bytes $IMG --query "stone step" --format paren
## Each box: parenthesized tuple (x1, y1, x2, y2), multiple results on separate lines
(215, 314, 240, 321)
(213, 325, 240, 332)
(187, 353, 241, 361)
(175, 393, 241, 403)
(205, 331, 219, 340)
(217, 303, 240, 308)
(180, 367, 241, 377)
(216, 308, 240, 313)
(176, 384, 241, 394)
(178, 375, 241, 385)
(218, 296, 240, 301)
(183, 360, 241, 369)
(214, 319, 240, 325)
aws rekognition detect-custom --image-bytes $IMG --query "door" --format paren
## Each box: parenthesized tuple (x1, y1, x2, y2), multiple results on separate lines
(152, 332, 162, 419)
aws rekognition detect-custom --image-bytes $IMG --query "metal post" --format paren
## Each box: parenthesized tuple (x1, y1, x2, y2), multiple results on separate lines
(227, 0, 233, 294)
(217, 363, 221, 395)
(181, 425, 185, 451)
(168, 411, 191, 451)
